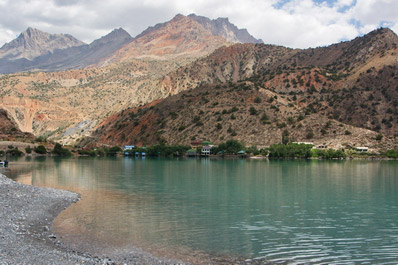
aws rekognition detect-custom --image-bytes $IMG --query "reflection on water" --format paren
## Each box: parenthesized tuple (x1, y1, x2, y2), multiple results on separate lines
(6, 157, 398, 264)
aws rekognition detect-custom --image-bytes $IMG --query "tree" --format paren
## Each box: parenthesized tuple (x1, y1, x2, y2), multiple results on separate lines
(282, 129, 289, 145)
(269, 143, 313, 158)
(25, 146, 33, 154)
(52, 143, 72, 156)
(215, 140, 245, 154)
(34, 145, 47, 154)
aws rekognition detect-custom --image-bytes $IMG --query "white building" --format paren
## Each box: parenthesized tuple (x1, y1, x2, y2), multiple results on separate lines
(356, 147, 369, 153)
(201, 145, 212, 156)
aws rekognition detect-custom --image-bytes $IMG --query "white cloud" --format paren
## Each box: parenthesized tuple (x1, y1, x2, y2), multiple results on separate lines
(0, 0, 396, 48)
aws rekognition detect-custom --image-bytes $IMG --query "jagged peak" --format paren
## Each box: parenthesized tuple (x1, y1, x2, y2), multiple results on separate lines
(188, 13, 263, 44)
(20, 27, 46, 38)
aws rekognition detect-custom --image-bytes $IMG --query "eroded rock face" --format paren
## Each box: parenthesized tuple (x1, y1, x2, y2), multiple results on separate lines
(0, 108, 34, 140)
(188, 14, 263, 44)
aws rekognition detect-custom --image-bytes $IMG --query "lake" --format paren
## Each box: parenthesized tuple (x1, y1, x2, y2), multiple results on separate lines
(5, 156, 398, 264)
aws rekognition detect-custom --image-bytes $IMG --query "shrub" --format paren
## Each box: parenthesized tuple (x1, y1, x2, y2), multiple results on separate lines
(25, 146, 32, 154)
(254, 97, 262, 103)
(385, 150, 398, 158)
(249, 107, 258, 115)
(6, 148, 24, 156)
(314, 149, 346, 159)
(34, 145, 47, 154)
(306, 130, 314, 139)
(106, 146, 122, 155)
(375, 134, 383, 141)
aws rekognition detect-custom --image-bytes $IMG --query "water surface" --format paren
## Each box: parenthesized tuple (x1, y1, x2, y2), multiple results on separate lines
(6, 157, 398, 264)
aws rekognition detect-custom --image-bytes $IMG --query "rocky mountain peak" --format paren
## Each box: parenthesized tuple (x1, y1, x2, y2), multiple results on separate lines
(90, 28, 132, 47)
(188, 13, 263, 44)
(0, 27, 85, 61)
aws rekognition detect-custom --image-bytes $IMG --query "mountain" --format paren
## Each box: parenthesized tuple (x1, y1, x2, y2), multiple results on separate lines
(84, 28, 398, 151)
(103, 14, 229, 63)
(0, 14, 263, 73)
(188, 14, 263, 44)
(0, 28, 132, 74)
(1, 18, 397, 151)
(32, 27, 133, 70)
(0, 27, 85, 61)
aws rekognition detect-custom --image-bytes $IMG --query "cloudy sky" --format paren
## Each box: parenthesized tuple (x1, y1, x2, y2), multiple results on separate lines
(0, 0, 397, 48)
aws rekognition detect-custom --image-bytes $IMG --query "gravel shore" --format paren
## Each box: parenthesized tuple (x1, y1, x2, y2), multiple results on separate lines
(0, 173, 183, 265)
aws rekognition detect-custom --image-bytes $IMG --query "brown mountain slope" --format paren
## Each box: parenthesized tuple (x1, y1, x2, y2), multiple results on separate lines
(0, 59, 179, 143)
(86, 29, 398, 150)
(161, 28, 398, 94)
(87, 81, 392, 151)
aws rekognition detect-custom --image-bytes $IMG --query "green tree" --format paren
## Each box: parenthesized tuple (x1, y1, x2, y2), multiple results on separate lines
(34, 145, 47, 154)
(25, 146, 33, 154)
(216, 140, 245, 154)
(52, 143, 72, 156)
(281, 129, 289, 145)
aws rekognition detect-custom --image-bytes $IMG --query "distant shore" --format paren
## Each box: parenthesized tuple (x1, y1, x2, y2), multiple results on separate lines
(0, 173, 183, 264)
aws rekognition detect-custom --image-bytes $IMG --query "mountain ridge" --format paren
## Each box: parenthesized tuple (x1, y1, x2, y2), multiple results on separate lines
(0, 27, 85, 61)
(0, 21, 397, 150)
(0, 28, 133, 73)
(0, 14, 264, 73)
(187, 14, 263, 44)
(84, 28, 398, 150)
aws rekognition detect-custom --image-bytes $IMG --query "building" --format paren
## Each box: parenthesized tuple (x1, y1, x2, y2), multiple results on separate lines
(186, 149, 198, 157)
(356, 147, 369, 153)
(123, 145, 135, 151)
(201, 145, 212, 156)
(190, 141, 202, 149)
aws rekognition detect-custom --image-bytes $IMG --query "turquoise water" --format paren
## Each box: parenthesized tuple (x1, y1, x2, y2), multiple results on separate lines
(6, 157, 398, 264)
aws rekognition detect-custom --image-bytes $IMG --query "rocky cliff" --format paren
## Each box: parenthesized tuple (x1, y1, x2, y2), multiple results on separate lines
(188, 14, 263, 44)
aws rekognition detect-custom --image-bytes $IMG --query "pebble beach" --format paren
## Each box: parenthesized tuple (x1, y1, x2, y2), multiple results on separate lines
(0, 173, 183, 265)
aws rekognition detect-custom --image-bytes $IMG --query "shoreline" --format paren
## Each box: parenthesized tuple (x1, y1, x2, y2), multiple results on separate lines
(0, 173, 184, 264)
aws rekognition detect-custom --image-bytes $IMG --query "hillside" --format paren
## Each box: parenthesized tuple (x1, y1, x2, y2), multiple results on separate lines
(88, 81, 391, 150)
(86, 28, 398, 150)
(0, 14, 263, 143)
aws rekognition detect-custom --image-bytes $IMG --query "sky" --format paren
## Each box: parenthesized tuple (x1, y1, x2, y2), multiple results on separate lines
(0, 0, 397, 49)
